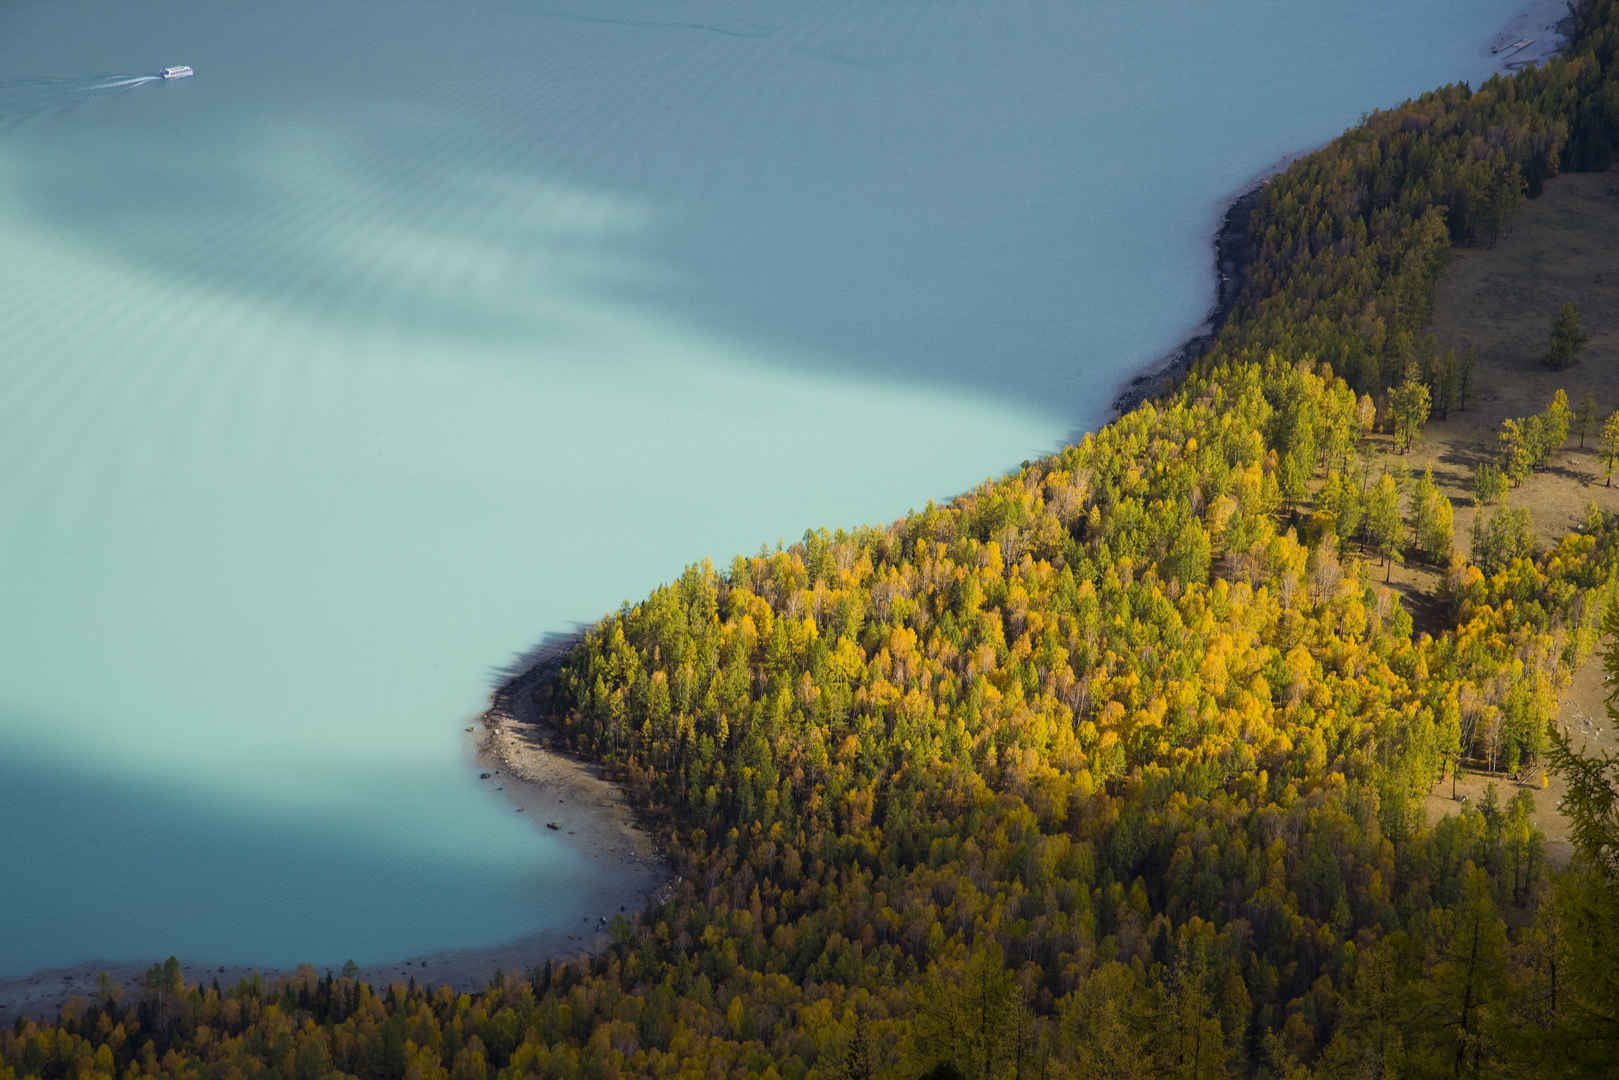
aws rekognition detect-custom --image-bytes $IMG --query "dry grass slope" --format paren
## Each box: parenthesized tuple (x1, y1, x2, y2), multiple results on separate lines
(1426, 166, 1619, 541)
(1407, 166, 1619, 857)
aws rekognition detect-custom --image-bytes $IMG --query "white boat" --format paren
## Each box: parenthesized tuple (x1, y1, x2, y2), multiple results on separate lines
(161, 65, 194, 79)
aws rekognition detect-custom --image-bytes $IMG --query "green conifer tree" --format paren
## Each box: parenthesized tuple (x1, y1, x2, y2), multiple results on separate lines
(1544, 302, 1587, 370)
(1389, 362, 1433, 454)
(1365, 472, 1403, 581)
(1576, 391, 1598, 449)
(1602, 410, 1619, 486)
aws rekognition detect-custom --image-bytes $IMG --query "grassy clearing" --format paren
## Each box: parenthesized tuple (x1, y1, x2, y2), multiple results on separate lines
(1399, 167, 1619, 856)
(1424, 165, 1619, 534)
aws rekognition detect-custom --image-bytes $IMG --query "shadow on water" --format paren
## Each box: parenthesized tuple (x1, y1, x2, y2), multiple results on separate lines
(5, 116, 614, 356)
(0, 0, 1160, 425)
(0, 735, 589, 978)
(0, 0, 1542, 432)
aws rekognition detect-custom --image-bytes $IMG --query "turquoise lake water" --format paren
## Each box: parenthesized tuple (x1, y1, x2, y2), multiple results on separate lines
(0, 0, 1543, 975)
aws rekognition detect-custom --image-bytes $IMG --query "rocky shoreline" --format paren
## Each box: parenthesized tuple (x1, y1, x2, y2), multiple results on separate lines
(1109, 183, 1263, 418)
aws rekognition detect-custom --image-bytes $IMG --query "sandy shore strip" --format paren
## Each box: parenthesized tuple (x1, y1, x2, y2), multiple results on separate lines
(0, 687, 671, 1025)
(471, 677, 672, 918)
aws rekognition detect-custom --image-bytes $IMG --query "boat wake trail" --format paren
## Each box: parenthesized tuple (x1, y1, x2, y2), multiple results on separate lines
(0, 74, 165, 129)
(87, 75, 162, 90)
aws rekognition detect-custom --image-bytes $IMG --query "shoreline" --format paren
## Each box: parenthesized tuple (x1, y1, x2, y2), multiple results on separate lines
(472, 657, 674, 921)
(1111, 0, 1574, 420)
(1109, 181, 1263, 418)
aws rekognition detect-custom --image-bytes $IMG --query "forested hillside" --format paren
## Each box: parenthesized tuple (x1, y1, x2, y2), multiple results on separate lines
(9, 3, 1619, 1078)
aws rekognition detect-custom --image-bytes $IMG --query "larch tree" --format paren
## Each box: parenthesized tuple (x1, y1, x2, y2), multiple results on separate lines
(1355, 393, 1378, 449)
(1498, 419, 1532, 486)
(1321, 471, 1362, 547)
(1365, 472, 1404, 581)
(1602, 410, 1619, 486)
(1575, 390, 1598, 448)
(1430, 350, 1460, 419)
(1059, 964, 1158, 1080)
(1544, 302, 1587, 370)
(1422, 866, 1510, 1078)
(1544, 388, 1572, 458)
(1470, 463, 1507, 507)
(909, 946, 1028, 1080)
(1458, 347, 1476, 411)
(1389, 362, 1433, 453)
(1409, 467, 1454, 563)
(1315, 935, 1419, 1080)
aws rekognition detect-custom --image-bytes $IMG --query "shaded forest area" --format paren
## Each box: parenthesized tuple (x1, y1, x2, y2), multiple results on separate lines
(10, 2, 1619, 1077)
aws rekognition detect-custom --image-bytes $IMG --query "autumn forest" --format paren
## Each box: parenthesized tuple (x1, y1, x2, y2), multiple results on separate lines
(9, 2, 1619, 1077)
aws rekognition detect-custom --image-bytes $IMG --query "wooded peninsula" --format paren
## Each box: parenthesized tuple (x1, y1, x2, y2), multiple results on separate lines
(9, 2, 1619, 1077)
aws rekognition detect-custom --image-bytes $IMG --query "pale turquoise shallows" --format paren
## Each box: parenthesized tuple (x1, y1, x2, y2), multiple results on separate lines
(0, 0, 1537, 974)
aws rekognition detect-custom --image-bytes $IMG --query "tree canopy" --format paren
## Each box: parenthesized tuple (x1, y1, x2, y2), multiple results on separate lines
(9, 2, 1619, 1077)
